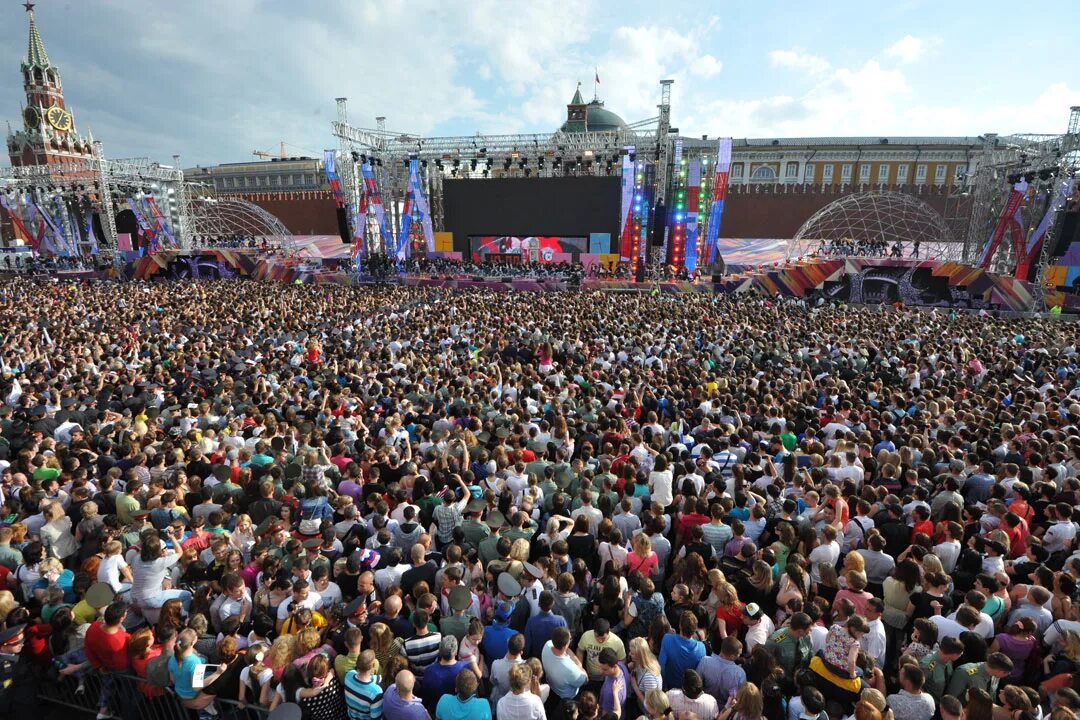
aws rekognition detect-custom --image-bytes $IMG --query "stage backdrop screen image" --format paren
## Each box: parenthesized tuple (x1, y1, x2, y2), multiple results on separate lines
(443, 176, 620, 256)
(471, 236, 587, 263)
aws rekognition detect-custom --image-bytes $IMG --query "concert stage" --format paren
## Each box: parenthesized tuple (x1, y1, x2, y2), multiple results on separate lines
(109, 249, 1079, 313)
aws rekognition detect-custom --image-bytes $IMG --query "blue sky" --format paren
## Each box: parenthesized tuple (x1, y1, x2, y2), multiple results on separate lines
(0, 0, 1077, 167)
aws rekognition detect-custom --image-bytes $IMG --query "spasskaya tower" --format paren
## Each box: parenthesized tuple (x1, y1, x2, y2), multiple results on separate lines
(6, 2, 94, 167)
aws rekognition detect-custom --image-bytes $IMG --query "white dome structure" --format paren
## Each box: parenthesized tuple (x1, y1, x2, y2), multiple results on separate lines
(186, 196, 298, 254)
(787, 191, 962, 262)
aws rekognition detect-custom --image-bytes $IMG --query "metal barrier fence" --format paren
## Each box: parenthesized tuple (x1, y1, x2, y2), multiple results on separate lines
(38, 668, 270, 720)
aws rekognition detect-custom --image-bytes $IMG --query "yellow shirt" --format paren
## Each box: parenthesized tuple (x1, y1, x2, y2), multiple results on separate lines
(72, 599, 100, 626)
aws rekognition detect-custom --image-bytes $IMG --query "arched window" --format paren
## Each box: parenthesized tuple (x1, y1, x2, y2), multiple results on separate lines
(46, 70, 55, 85)
(33, 68, 43, 84)
(751, 165, 776, 180)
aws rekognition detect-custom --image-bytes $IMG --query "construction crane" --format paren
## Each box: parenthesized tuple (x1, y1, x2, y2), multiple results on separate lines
(253, 141, 287, 160)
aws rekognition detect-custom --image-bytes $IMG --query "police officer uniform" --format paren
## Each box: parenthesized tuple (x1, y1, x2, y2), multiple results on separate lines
(919, 649, 953, 701)
(946, 662, 998, 700)
(764, 626, 812, 676)
(0, 625, 35, 716)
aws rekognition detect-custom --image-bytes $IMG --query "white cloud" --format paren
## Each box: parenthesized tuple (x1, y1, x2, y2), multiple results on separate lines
(690, 55, 723, 78)
(769, 49, 831, 77)
(883, 35, 939, 64)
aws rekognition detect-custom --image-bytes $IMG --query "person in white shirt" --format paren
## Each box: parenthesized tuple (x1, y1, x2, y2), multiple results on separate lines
(276, 581, 321, 629)
(647, 456, 674, 508)
(929, 606, 981, 640)
(931, 523, 963, 573)
(97, 539, 133, 594)
(310, 566, 342, 608)
(219, 574, 253, 625)
(505, 463, 530, 505)
(1043, 503, 1078, 553)
(497, 662, 547, 720)
(861, 599, 887, 668)
(570, 491, 603, 535)
(742, 603, 775, 654)
(808, 526, 840, 584)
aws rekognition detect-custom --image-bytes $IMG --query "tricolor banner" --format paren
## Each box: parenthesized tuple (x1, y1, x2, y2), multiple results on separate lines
(361, 162, 390, 252)
(684, 159, 702, 273)
(144, 195, 177, 249)
(324, 150, 345, 209)
(704, 138, 732, 267)
(1018, 175, 1075, 280)
(619, 149, 635, 261)
(978, 178, 1028, 269)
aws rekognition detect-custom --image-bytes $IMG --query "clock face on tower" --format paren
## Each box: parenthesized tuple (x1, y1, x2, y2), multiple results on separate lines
(23, 106, 39, 128)
(46, 105, 72, 132)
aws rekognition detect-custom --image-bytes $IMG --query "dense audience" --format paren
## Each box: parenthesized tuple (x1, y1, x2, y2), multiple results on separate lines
(403, 256, 583, 281)
(0, 277, 1078, 720)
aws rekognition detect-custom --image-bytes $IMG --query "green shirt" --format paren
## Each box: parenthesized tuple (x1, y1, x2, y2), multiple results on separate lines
(764, 627, 811, 675)
(478, 536, 502, 565)
(461, 519, 491, 548)
(919, 650, 952, 700)
(440, 614, 470, 641)
(0, 544, 23, 571)
(115, 494, 141, 526)
(946, 662, 997, 700)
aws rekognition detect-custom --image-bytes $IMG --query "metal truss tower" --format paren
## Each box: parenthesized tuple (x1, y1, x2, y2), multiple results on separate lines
(1030, 106, 1080, 312)
(653, 80, 674, 209)
(329, 99, 662, 257)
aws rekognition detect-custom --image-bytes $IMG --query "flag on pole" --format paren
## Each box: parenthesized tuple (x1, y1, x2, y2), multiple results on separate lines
(595, 68, 600, 84)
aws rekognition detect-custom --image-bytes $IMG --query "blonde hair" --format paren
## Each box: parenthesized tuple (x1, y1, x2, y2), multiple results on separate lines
(0, 591, 16, 621)
(368, 622, 393, 655)
(713, 579, 740, 609)
(510, 539, 530, 563)
(843, 552, 866, 574)
(736, 682, 764, 719)
(265, 634, 298, 670)
(39, 557, 64, 575)
(633, 532, 652, 556)
(295, 627, 322, 655)
(629, 637, 661, 678)
(643, 689, 671, 716)
(44, 501, 65, 521)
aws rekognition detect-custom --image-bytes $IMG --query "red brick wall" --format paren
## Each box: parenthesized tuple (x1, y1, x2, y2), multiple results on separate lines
(233, 184, 972, 242)
(719, 184, 971, 239)
(236, 193, 341, 236)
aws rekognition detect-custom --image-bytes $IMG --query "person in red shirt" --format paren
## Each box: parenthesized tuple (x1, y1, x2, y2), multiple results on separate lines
(83, 602, 131, 720)
(911, 506, 934, 542)
(1003, 512, 1029, 559)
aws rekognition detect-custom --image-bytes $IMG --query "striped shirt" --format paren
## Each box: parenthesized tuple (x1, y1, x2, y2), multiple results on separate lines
(343, 671, 384, 719)
(701, 521, 733, 555)
(402, 631, 442, 676)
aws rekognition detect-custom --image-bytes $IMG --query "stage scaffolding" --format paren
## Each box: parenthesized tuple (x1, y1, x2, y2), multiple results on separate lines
(330, 80, 677, 261)
(0, 152, 186, 258)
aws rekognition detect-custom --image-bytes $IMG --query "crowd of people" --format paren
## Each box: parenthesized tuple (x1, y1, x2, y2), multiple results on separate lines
(401, 257, 584, 282)
(0, 277, 1078, 720)
(813, 239, 922, 259)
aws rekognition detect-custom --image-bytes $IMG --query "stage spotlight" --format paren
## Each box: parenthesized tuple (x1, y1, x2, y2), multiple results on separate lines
(482, 170, 489, 178)
(470, 159, 477, 170)
(452, 158, 460, 167)
(629, 152, 636, 162)
(351, 151, 360, 161)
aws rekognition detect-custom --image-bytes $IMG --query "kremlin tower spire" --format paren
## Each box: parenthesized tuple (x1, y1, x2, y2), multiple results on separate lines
(7, 1, 94, 167)
(24, 2, 52, 69)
